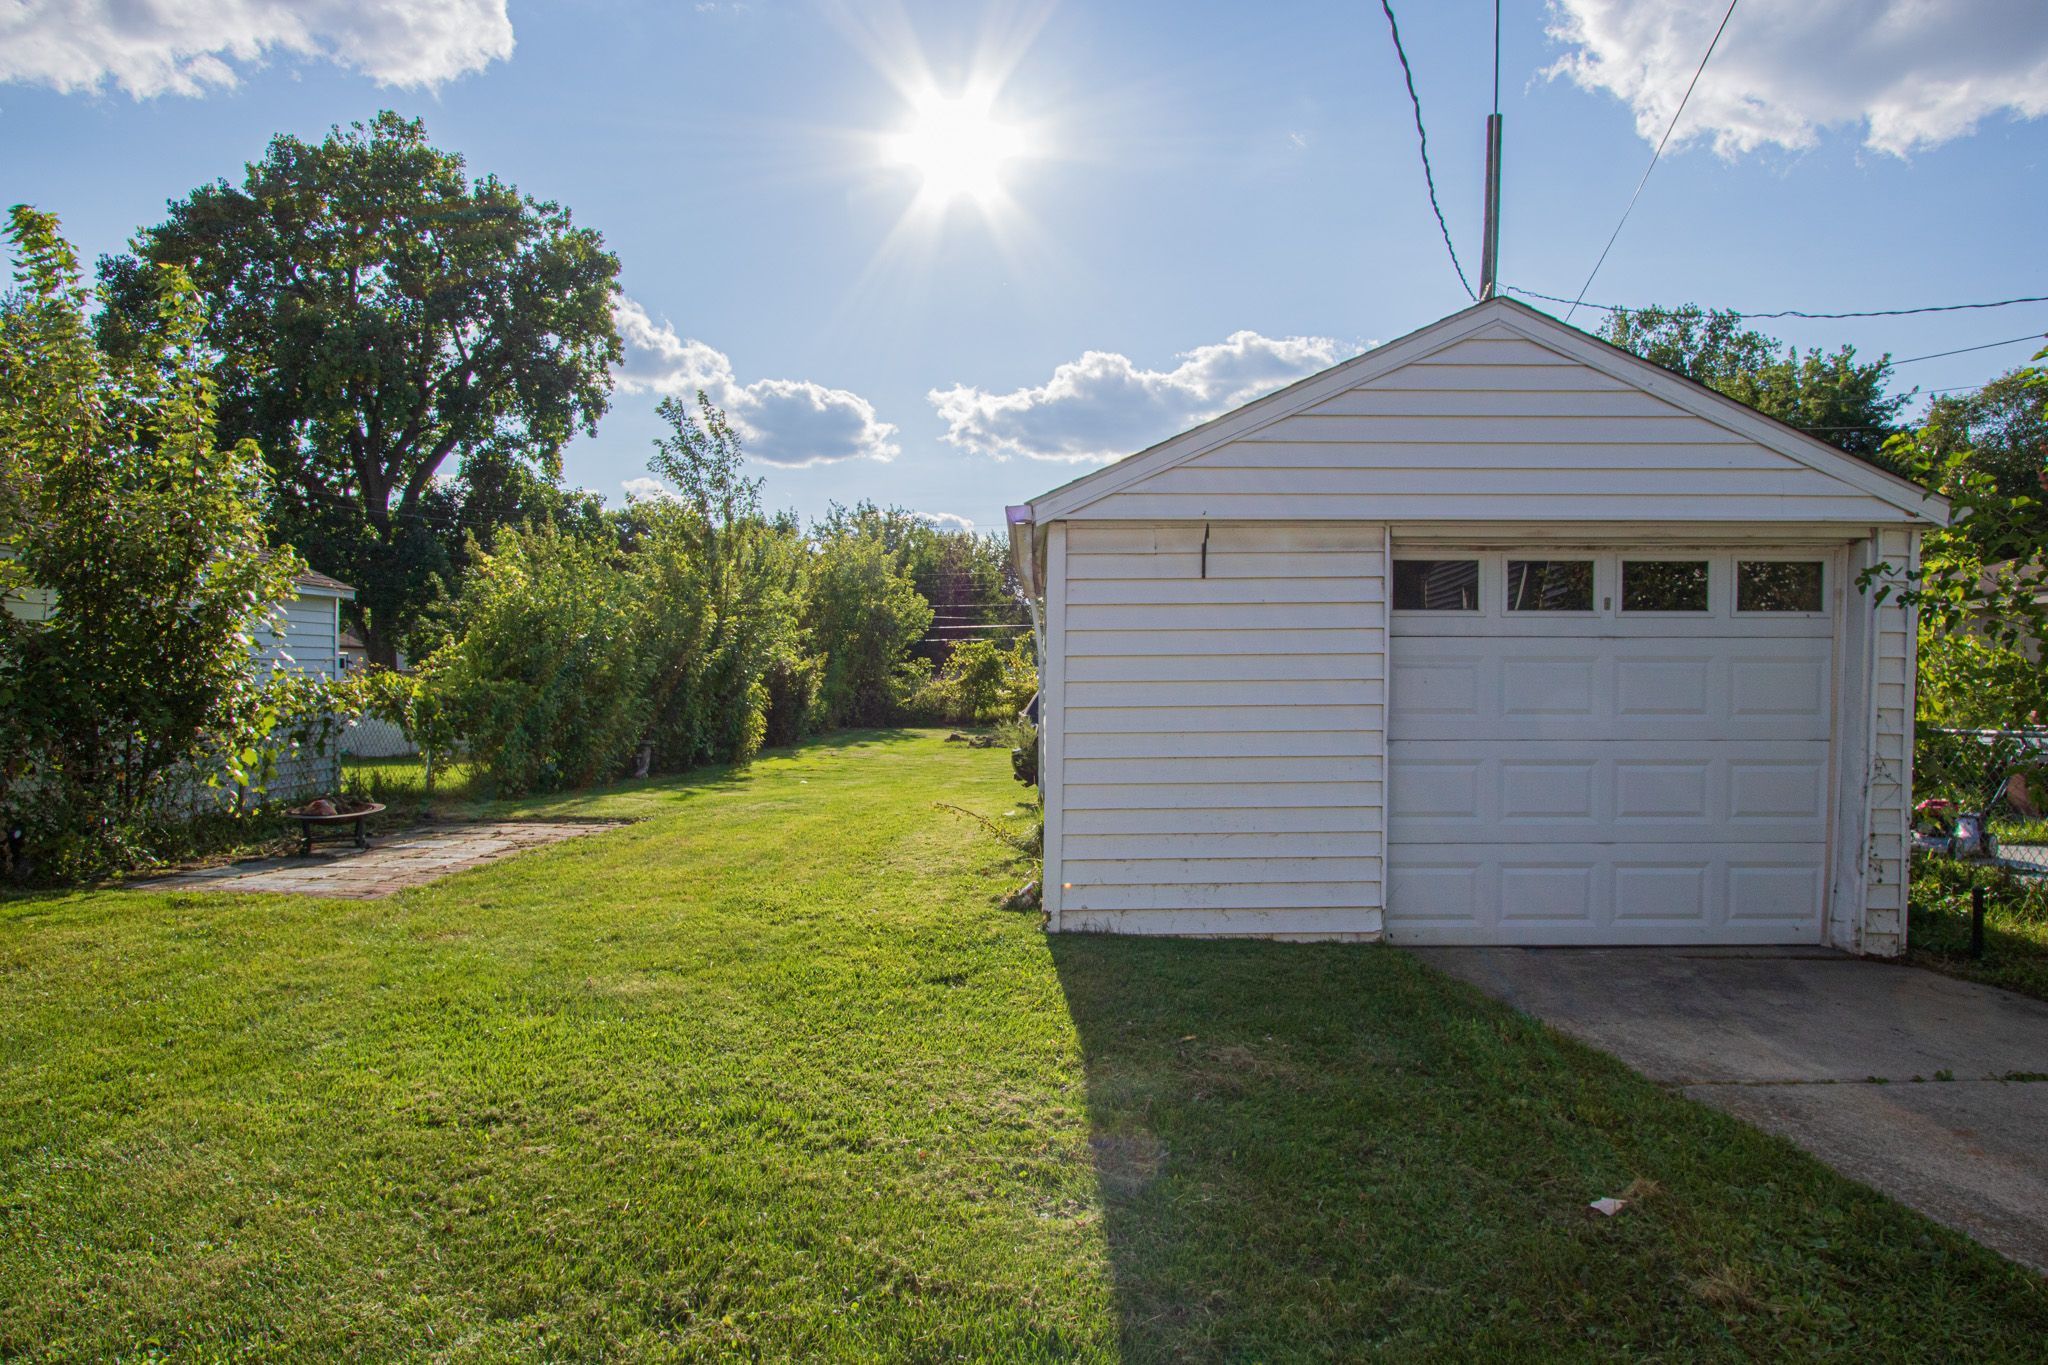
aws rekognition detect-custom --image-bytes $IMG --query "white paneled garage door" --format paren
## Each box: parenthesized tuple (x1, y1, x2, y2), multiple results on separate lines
(1385, 549, 1836, 945)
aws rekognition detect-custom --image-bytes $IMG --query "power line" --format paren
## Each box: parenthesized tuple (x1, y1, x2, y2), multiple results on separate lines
(1377, 0, 1474, 301)
(1508, 285, 2048, 323)
(1564, 0, 1740, 323)
(1894, 333, 2048, 366)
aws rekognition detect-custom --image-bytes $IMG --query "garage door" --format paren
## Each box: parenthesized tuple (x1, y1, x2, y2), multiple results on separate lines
(1385, 550, 1836, 945)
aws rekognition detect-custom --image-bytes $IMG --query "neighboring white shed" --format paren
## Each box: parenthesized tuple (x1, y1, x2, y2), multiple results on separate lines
(3, 567, 357, 805)
(258, 570, 357, 802)
(1009, 298, 1946, 956)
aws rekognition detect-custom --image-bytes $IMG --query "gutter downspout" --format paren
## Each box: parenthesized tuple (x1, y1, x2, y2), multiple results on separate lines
(1007, 506, 1050, 822)
(1006, 504, 1044, 665)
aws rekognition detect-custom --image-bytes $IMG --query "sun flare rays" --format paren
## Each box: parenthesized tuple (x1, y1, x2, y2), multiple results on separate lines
(886, 86, 1029, 209)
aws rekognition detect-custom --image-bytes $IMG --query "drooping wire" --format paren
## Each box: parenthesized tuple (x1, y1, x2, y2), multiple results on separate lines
(1378, 0, 1475, 301)
(1564, 0, 1740, 322)
(1508, 285, 2048, 323)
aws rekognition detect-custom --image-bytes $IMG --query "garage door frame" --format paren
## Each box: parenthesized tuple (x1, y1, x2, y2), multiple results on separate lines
(1383, 541, 1848, 947)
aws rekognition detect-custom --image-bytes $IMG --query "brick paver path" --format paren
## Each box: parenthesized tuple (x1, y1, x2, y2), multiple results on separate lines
(137, 821, 624, 899)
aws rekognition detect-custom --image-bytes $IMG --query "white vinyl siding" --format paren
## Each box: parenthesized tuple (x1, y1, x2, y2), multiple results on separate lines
(1064, 326, 1917, 525)
(1859, 527, 1919, 956)
(255, 593, 343, 679)
(1023, 299, 1941, 953)
(255, 589, 346, 804)
(1047, 522, 1387, 938)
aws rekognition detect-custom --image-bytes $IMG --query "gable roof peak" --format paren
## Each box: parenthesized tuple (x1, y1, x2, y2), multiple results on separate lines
(1025, 295, 1945, 526)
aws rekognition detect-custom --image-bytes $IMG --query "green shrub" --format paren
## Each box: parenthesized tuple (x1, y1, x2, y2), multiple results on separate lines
(896, 637, 1037, 728)
(427, 523, 652, 794)
(761, 652, 822, 749)
(998, 718, 1039, 788)
(996, 637, 1037, 720)
(0, 207, 305, 881)
(805, 533, 932, 728)
(347, 665, 460, 792)
(636, 395, 804, 769)
(940, 638, 1008, 725)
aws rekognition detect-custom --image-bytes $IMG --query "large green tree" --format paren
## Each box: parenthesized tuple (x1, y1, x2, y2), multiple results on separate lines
(98, 112, 623, 665)
(1600, 304, 1910, 464)
(1918, 366, 2048, 549)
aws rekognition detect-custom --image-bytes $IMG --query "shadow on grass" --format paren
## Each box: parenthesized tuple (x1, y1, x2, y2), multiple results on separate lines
(1048, 932, 1467, 1360)
(764, 726, 920, 753)
(0, 886, 97, 916)
(458, 727, 927, 819)
(1045, 930, 2048, 1361)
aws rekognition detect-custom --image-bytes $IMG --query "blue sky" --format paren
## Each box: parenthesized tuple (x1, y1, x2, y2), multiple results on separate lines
(5, 0, 2046, 532)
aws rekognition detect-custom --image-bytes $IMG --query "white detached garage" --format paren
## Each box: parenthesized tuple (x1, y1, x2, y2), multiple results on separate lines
(1008, 298, 1947, 955)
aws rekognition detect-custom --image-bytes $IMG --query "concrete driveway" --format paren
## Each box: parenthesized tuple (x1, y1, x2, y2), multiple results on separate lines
(1415, 947, 2048, 1274)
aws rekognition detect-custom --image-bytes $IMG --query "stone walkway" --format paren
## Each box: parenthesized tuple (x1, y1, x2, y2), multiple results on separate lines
(137, 821, 624, 899)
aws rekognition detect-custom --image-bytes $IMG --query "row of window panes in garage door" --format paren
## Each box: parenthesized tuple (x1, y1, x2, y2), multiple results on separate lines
(1391, 559, 1824, 614)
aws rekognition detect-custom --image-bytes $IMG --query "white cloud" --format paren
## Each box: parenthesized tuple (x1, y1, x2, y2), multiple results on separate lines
(614, 298, 900, 468)
(0, 0, 514, 98)
(916, 511, 975, 531)
(620, 477, 671, 502)
(928, 330, 1361, 464)
(1548, 0, 2048, 157)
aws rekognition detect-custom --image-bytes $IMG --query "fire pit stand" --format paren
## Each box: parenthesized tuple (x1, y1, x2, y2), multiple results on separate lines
(290, 802, 387, 857)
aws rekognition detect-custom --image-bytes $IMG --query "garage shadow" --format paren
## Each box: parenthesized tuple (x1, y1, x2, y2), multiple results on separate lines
(1043, 931, 2029, 1360)
(1047, 933, 1522, 1359)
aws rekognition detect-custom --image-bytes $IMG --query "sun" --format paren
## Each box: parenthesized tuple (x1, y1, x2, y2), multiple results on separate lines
(887, 88, 1027, 207)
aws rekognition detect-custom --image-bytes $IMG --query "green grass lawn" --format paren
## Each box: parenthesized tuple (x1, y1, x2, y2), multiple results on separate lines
(1991, 816, 2048, 846)
(4, 731, 2045, 1360)
(340, 752, 480, 810)
(1909, 853, 2048, 1003)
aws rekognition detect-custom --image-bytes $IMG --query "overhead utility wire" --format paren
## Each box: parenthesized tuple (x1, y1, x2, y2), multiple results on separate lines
(1563, 0, 1740, 322)
(1894, 333, 2048, 365)
(1508, 285, 2048, 322)
(1377, 0, 1475, 301)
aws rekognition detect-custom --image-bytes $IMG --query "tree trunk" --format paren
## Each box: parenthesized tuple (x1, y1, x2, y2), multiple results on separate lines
(361, 618, 401, 670)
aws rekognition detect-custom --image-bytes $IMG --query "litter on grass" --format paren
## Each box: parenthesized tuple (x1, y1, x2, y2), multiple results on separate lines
(1590, 1197, 1628, 1217)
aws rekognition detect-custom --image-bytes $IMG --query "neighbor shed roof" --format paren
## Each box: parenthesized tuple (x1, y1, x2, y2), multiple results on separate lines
(292, 569, 356, 598)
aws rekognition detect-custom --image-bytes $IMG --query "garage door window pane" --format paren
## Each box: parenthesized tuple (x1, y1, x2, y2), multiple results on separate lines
(1737, 561, 1824, 612)
(1393, 559, 1480, 611)
(1622, 560, 1709, 612)
(1506, 560, 1594, 611)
